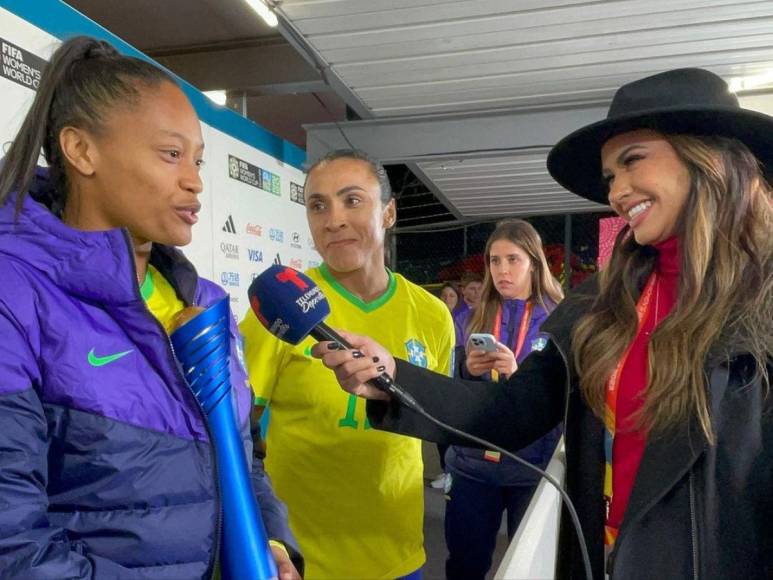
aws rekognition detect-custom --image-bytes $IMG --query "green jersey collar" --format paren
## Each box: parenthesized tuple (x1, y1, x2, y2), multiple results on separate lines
(140, 269, 154, 302)
(319, 263, 397, 313)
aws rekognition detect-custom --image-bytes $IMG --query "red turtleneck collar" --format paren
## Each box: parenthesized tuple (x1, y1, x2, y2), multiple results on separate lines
(654, 236, 680, 277)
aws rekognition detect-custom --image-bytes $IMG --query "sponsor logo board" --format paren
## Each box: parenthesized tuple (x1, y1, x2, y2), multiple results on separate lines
(228, 154, 281, 196)
(1, 38, 45, 91)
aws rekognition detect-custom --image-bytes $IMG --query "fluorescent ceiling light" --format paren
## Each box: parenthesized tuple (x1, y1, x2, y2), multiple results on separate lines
(245, 0, 278, 27)
(728, 69, 773, 93)
(204, 90, 227, 106)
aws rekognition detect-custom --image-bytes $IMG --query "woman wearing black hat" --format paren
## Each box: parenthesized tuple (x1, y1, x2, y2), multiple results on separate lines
(311, 68, 773, 580)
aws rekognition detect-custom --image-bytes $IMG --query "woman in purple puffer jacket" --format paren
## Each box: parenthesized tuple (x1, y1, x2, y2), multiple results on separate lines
(0, 36, 301, 579)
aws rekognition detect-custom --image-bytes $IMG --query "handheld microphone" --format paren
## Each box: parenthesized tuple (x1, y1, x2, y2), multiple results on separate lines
(247, 265, 421, 410)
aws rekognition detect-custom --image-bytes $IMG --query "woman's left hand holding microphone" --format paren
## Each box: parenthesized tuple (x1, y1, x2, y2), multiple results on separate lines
(311, 330, 395, 401)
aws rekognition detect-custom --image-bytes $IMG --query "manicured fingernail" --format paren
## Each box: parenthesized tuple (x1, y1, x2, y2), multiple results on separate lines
(352, 351, 364, 359)
(328, 342, 343, 351)
(372, 356, 380, 363)
(377, 365, 386, 372)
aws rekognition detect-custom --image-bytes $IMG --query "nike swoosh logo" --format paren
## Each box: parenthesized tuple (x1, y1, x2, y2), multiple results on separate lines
(88, 348, 134, 367)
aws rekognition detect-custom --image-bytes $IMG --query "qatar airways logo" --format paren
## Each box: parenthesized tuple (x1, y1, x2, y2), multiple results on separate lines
(220, 242, 239, 260)
(295, 286, 325, 314)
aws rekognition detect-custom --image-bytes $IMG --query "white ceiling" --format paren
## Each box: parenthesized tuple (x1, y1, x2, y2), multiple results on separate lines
(281, 0, 773, 219)
(66, 0, 346, 149)
(417, 150, 600, 218)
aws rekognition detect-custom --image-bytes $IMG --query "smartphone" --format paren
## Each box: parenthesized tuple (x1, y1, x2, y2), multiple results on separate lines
(468, 333, 497, 352)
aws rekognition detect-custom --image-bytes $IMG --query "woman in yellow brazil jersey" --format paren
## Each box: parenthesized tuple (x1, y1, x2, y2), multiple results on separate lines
(240, 149, 455, 579)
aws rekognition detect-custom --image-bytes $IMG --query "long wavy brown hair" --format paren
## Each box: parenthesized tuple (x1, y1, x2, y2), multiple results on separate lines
(573, 134, 773, 443)
(468, 219, 564, 337)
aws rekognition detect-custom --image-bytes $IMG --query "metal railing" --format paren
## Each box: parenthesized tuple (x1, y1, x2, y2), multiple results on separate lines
(494, 440, 566, 580)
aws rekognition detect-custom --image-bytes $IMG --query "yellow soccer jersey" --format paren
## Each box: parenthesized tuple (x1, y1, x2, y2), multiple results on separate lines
(142, 265, 185, 332)
(240, 265, 454, 579)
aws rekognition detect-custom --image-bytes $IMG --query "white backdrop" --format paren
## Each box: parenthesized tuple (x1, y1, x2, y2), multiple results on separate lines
(0, 2, 320, 320)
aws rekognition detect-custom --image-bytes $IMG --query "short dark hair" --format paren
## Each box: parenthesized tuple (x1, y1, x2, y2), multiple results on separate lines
(0, 36, 174, 215)
(440, 282, 460, 298)
(305, 149, 393, 204)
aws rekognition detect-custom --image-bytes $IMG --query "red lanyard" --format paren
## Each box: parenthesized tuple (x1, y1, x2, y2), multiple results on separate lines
(493, 301, 533, 360)
(482, 301, 533, 462)
(605, 273, 658, 429)
(603, 272, 658, 545)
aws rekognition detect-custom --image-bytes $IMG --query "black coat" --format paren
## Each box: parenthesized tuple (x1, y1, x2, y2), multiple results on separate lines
(367, 279, 772, 580)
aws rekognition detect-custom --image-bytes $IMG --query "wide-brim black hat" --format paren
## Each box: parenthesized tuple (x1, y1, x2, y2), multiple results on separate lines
(547, 68, 773, 204)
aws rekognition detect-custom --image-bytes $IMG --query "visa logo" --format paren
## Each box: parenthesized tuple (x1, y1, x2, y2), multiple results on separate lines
(247, 249, 264, 263)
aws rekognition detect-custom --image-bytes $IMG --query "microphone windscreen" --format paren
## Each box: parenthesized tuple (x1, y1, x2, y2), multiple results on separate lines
(247, 264, 330, 345)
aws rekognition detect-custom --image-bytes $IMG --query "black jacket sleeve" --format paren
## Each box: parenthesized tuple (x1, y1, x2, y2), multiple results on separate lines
(367, 340, 568, 454)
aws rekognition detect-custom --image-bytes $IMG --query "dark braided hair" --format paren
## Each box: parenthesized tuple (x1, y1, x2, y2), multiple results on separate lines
(0, 36, 173, 216)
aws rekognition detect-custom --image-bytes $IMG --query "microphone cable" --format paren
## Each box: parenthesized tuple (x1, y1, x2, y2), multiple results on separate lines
(313, 326, 592, 580)
(380, 377, 594, 580)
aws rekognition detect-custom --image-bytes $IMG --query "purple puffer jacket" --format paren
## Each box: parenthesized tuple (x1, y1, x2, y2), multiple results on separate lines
(0, 177, 300, 578)
(448, 299, 562, 486)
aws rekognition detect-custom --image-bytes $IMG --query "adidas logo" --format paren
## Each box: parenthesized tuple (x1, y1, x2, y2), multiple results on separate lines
(273, 253, 282, 265)
(222, 215, 236, 234)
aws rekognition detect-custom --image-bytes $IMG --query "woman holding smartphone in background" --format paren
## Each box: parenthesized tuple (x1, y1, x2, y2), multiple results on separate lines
(445, 219, 563, 580)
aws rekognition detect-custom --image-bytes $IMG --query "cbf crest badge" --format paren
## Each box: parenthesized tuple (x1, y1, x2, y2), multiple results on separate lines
(405, 338, 428, 368)
(531, 336, 548, 352)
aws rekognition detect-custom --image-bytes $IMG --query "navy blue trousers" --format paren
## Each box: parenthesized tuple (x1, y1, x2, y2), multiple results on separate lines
(444, 473, 536, 580)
